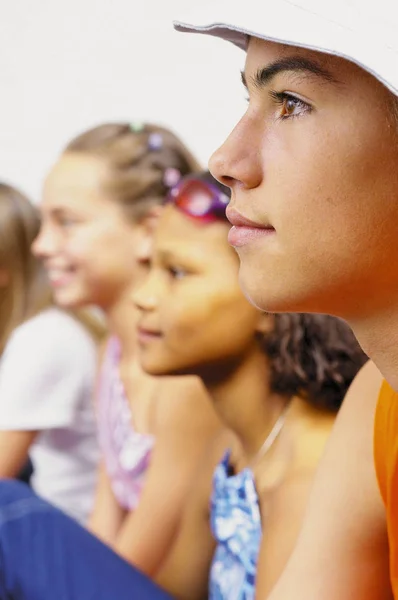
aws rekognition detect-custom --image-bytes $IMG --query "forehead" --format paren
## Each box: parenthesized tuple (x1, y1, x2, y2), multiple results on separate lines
(42, 153, 111, 210)
(245, 37, 380, 90)
(154, 205, 233, 259)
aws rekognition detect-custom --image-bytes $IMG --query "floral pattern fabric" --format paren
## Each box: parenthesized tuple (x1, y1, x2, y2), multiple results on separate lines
(209, 451, 262, 600)
(97, 336, 154, 510)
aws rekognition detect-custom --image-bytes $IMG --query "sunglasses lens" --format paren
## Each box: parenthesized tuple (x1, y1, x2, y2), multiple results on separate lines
(173, 181, 215, 217)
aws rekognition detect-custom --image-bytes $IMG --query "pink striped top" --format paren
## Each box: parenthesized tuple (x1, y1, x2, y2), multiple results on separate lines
(97, 336, 154, 511)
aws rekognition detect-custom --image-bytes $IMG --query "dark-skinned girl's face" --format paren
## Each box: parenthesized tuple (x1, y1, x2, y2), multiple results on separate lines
(134, 205, 267, 377)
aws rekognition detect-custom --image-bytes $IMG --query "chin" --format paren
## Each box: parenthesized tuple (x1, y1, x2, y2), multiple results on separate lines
(238, 267, 308, 314)
(138, 357, 171, 377)
(53, 289, 89, 310)
(238, 267, 278, 312)
(141, 367, 178, 378)
(139, 357, 195, 378)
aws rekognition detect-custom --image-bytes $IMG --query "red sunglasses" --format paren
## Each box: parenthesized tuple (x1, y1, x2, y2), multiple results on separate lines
(165, 176, 230, 223)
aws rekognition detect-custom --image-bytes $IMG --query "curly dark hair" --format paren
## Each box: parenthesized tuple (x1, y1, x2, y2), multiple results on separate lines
(260, 314, 368, 412)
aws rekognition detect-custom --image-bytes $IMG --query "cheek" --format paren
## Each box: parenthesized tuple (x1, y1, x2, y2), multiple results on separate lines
(75, 226, 136, 269)
(161, 298, 208, 348)
(61, 226, 105, 263)
(162, 287, 258, 358)
(266, 115, 398, 251)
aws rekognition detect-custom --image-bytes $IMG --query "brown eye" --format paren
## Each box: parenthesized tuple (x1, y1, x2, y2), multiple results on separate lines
(271, 91, 312, 120)
(168, 266, 188, 280)
(281, 97, 298, 117)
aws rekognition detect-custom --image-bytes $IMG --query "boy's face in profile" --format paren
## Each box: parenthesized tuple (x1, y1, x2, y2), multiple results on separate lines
(210, 38, 398, 321)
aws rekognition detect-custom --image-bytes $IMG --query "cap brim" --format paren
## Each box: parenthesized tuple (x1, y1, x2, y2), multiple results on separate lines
(174, 0, 398, 97)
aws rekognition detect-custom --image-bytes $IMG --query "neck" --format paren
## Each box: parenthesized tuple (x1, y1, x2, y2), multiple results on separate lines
(105, 295, 137, 359)
(203, 348, 289, 461)
(349, 305, 398, 390)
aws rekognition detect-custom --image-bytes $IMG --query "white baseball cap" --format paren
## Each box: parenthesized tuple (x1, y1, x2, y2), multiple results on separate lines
(174, 0, 398, 97)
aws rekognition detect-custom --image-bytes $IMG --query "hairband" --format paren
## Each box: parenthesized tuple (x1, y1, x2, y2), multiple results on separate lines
(163, 167, 182, 188)
(129, 122, 181, 188)
(148, 133, 163, 151)
(129, 121, 145, 133)
(129, 122, 164, 151)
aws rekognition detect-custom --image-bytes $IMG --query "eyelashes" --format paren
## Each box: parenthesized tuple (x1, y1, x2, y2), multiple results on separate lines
(244, 90, 313, 121)
(269, 91, 312, 120)
(167, 266, 188, 280)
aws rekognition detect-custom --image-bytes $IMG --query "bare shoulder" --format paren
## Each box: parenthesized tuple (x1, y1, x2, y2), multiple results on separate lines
(344, 358, 383, 410)
(266, 360, 390, 600)
(325, 358, 383, 454)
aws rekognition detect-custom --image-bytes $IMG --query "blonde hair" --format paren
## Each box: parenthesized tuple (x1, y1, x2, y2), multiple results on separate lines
(0, 183, 52, 354)
(64, 122, 201, 221)
(0, 183, 105, 354)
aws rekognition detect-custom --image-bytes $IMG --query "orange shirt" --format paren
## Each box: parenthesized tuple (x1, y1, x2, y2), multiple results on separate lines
(374, 380, 398, 596)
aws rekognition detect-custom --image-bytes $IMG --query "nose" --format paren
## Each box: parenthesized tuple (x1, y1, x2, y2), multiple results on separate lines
(209, 114, 263, 193)
(135, 209, 162, 268)
(132, 270, 159, 313)
(31, 222, 59, 259)
(136, 233, 152, 268)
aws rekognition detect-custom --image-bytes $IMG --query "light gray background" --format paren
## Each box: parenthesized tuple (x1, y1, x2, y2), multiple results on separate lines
(0, 0, 245, 201)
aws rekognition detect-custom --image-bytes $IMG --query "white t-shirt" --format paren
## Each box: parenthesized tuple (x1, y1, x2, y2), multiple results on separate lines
(0, 308, 100, 524)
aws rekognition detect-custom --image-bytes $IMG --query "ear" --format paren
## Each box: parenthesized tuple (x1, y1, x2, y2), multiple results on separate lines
(255, 312, 275, 336)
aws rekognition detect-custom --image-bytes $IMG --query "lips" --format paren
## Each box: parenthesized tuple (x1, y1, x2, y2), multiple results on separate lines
(45, 266, 76, 287)
(136, 325, 163, 344)
(225, 207, 266, 229)
(226, 207, 275, 248)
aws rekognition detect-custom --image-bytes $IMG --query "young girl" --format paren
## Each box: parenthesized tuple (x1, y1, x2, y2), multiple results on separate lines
(33, 122, 221, 574)
(132, 171, 368, 598)
(0, 173, 366, 599)
(0, 182, 103, 524)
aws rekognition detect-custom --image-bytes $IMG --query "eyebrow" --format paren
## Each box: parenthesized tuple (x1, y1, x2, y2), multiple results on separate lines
(157, 248, 188, 265)
(158, 249, 175, 263)
(241, 56, 339, 90)
(48, 207, 73, 217)
(157, 246, 204, 266)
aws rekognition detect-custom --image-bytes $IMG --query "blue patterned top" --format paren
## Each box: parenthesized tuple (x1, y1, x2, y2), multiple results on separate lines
(209, 451, 262, 599)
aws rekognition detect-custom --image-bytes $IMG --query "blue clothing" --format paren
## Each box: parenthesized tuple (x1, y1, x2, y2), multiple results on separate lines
(0, 480, 172, 600)
(209, 451, 262, 600)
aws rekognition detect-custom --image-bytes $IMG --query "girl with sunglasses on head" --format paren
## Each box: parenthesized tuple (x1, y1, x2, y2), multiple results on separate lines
(132, 171, 367, 599)
(0, 182, 103, 524)
(32, 123, 221, 575)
